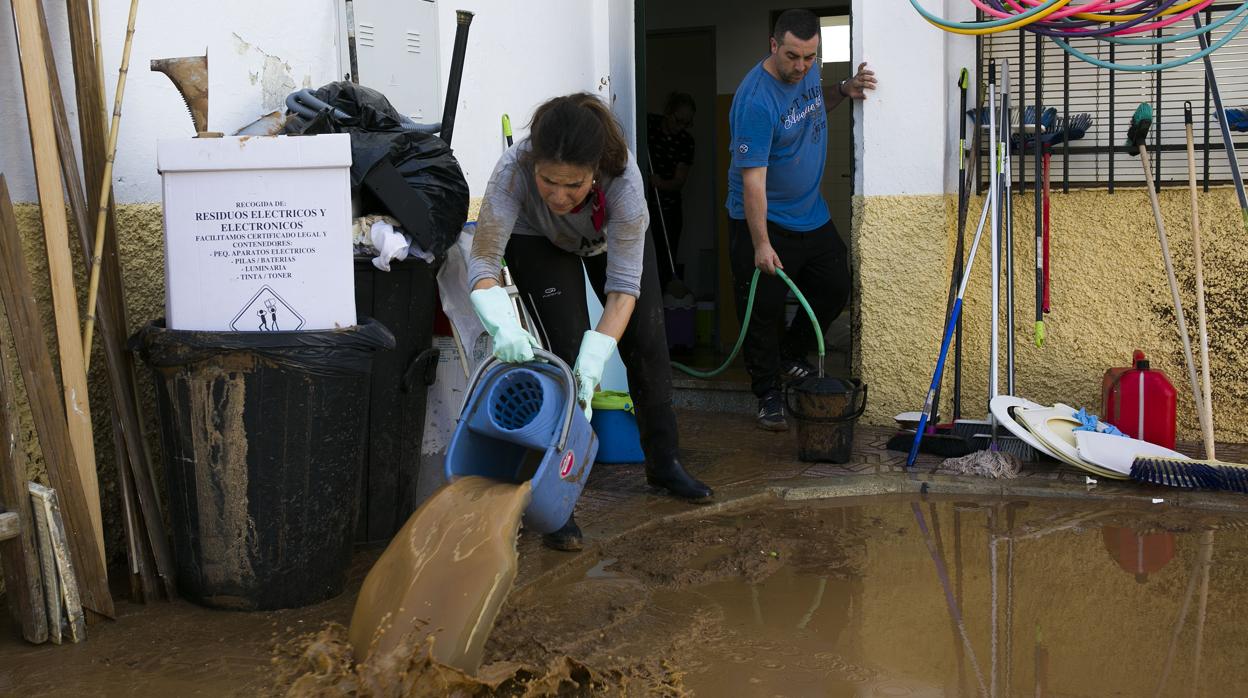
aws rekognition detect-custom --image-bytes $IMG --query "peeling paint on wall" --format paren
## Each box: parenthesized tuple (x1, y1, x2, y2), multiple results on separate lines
(231, 33, 298, 114)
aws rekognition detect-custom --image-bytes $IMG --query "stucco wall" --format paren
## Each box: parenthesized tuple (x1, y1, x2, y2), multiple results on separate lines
(856, 186, 1248, 443)
(4, 203, 165, 564)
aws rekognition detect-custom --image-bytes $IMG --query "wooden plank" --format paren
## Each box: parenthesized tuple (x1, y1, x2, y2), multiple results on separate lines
(28, 489, 62, 645)
(10, 0, 104, 569)
(0, 331, 48, 642)
(0, 512, 17, 541)
(42, 0, 173, 601)
(0, 178, 114, 617)
(31, 484, 87, 643)
(65, 0, 175, 601)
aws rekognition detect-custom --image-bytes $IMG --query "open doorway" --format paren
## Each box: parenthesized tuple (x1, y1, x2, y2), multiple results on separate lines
(641, 1, 856, 386)
(642, 27, 721, 365)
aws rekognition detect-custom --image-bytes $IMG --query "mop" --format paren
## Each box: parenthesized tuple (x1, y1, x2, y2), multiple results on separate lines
(908, 62, 1014, 470)
(950, 60, 1031, 464)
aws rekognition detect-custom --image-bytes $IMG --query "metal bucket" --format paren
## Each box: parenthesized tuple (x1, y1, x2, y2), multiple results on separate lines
(786, 377, 868, 463)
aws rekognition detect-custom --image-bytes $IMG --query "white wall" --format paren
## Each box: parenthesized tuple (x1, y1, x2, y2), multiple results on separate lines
(1, 0, 630, 204)
(1, 0, 343, 203)
(853, 0, 947, 197)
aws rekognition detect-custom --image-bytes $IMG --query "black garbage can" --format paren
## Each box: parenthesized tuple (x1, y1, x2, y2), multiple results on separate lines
(353, 256, 438, 544)
(133, 318, 395, 610)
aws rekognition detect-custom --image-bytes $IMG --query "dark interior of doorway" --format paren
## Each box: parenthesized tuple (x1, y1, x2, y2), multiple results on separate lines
(637, 3, 855, 389)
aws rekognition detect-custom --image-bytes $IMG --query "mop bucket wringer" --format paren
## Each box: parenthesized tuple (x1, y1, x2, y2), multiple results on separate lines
(444, 349, 598, 533)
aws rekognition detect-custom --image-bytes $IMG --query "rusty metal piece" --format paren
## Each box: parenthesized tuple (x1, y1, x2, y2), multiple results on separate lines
(150, 54, 208, 133)
(232, 110, 287, 136)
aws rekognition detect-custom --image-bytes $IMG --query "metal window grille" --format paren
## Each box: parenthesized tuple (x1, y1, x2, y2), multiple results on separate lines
(977, 6, 1248, 193)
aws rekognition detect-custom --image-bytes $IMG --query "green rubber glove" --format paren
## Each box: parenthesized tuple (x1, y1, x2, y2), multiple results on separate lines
(573, 330, 617, 420)
(470, 286, 539, 363)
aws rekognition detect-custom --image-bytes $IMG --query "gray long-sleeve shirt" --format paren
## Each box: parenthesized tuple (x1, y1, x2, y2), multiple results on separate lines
(468, 139, 650, 298)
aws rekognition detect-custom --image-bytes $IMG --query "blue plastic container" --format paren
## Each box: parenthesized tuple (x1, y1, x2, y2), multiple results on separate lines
(444, 351, 598, 533)
(589, 391, 645, 464)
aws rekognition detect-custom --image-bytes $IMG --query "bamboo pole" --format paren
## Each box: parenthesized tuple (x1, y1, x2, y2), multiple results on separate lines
(81, 0, 140, 366)
(10, 0, 104, 568)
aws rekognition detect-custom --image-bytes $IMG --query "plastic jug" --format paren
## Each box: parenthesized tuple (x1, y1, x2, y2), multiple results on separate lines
(1102, 350, 1177, 449)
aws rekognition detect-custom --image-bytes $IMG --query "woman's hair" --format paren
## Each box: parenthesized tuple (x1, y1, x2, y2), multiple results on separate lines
(664, 92, 696, 116)
(526, 92, 629, 178)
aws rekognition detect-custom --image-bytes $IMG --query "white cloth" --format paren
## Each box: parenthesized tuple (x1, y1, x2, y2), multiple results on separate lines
(369, 220, 410, 271)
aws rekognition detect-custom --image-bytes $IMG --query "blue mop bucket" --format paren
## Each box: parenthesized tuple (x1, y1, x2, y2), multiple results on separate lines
(445, 349, 598, 533)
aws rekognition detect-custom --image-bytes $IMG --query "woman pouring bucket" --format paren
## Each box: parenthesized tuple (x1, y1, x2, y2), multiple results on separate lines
(467, 93, 714, 551)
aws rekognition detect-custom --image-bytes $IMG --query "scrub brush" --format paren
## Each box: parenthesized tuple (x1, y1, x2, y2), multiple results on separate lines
(1130, 456, 1248, 493)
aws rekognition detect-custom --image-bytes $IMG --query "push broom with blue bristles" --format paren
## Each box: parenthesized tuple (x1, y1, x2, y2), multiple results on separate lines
(1125, 102, 1248, 492)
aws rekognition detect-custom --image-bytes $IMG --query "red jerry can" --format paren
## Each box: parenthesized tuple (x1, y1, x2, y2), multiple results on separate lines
(1102, 350, 1177, 449)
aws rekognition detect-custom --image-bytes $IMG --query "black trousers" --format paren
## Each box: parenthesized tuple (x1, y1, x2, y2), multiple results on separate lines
(728, 217, 851, 397)
(504, 231, 679, 462)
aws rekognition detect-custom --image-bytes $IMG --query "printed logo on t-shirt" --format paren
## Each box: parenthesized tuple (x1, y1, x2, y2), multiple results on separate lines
(781, 87, 823, 130)
(739, 144, 749, 154)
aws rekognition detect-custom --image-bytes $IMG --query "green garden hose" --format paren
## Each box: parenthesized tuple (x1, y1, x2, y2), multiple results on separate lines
(671, 268, 824, 379)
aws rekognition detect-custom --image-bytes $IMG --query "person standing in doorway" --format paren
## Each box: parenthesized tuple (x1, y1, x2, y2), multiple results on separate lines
(646, 92, 696, 289)
(726, 9, 875, 431)
(468, 93, 714, 552)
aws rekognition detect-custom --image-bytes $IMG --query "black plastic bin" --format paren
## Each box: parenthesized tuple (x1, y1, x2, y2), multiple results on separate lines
(353, 256, 439, 544)
(133, 318, 394, 610)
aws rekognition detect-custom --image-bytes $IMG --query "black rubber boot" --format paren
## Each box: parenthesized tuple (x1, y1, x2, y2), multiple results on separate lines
(542, 515, 583, 552)
(645, 456, 714, 501)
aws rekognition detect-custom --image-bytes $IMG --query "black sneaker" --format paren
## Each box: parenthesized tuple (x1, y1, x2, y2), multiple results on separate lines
(757, 390, 789, 432)
(780, 357, 817, 385)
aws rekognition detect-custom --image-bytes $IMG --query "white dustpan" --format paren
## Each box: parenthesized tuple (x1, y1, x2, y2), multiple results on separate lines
(1015, 405, 1127, 480)
(1073, 431, 1189, 476)
(989, 396, 1059, 460)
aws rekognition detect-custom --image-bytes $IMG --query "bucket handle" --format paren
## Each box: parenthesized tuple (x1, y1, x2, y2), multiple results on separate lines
(785, 382, 868, 424)
(461, 348, 576, 452)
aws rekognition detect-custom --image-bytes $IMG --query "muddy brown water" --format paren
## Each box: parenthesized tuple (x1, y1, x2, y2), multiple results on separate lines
(348, 477, 530, 671)
(7, 493, 1248, 696)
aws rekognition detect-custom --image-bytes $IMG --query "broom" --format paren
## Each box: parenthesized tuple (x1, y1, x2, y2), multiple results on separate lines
(1130, 102, 1248, 491)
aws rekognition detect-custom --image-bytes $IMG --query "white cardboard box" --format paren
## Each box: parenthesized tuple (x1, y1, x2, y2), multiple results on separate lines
(157, 134, 356, 331)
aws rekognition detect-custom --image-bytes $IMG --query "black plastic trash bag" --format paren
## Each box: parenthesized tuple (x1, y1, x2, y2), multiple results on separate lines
(284, 82, 469, 264)
(132, 317, 396, 378)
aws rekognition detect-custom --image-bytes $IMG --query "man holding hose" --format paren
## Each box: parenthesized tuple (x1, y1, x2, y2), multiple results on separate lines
(727, 9, 875, 431)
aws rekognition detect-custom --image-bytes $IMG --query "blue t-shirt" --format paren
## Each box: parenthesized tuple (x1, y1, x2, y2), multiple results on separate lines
(726, 59, 830, 232)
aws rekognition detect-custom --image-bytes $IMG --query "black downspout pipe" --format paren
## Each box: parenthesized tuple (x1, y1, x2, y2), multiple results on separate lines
(439, 10, 475, 148)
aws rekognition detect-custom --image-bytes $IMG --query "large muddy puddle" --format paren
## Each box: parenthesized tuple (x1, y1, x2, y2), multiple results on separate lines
(481, 495, 1248, 697)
